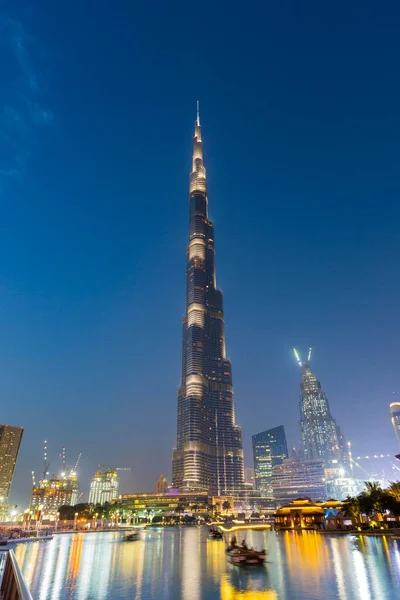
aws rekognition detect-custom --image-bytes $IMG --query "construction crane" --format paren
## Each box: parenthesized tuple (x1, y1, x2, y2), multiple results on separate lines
(59, 446, 66, 472)
(42, 440, 50, 480)
(74, 453, 82, 471)
(354, 453, 391, 460)
(98, 464, 131, 472)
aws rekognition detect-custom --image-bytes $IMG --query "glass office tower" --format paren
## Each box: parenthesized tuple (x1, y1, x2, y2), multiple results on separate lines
(252, 426, 288, 497)
(172, 105, 244, 495)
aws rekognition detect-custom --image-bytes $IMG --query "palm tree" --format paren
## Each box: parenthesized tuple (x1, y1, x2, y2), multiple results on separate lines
(342, 495, 361, 526)
(222, 501, 231, 515)
(388, 481, 400, 502)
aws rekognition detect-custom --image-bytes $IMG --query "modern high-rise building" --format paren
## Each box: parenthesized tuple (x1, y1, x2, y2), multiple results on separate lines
(252, 426, 288, 498)
(0, 425, 23, 505)
(271, 457, 327, 506)
(172, 105, 244, 495)
(390, 402, 400, 447)
(88, 469, 119, 505)
(294, 350, 347, 471)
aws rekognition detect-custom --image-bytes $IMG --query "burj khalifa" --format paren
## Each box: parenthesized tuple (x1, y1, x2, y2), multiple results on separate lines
(172, 105, 244, 495)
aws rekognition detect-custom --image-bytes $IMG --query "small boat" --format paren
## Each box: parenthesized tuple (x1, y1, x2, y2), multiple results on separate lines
(227, 547, 266, 566)
(209, 528, 223, 540)
(124, 531, 140, 541)
(226, 536, 266, 566)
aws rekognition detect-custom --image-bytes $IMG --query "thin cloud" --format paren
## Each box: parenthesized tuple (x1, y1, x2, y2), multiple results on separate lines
(0, 14, 54, 188)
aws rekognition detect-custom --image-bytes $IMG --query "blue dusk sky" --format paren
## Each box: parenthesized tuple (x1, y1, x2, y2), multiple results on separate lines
(1, 0, 400, 506)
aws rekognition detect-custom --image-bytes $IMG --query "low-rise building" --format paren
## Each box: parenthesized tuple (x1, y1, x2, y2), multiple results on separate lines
(274, 498, 343, 530)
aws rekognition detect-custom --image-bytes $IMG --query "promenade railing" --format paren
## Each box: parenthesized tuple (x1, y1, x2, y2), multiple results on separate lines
(0, 549, 33, 600)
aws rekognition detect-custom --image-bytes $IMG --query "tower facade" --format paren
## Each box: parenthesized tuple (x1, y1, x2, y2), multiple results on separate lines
(0, 424, 23, 505)
(172, 106, 244, 495)
(390, 402, 400, 448)
(297, 357, 345, 469)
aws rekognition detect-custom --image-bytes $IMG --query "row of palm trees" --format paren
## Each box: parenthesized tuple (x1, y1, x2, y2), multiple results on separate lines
(342, 481, 400, 525)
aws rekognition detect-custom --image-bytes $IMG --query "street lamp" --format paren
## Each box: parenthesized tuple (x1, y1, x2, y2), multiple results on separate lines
(74, 512, 78, 531)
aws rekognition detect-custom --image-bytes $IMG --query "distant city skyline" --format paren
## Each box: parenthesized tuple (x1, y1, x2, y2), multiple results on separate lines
(3, 2, 400, 508)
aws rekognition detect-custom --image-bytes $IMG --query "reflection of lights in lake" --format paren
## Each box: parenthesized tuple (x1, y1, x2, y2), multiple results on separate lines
(220, 574, 277, 599)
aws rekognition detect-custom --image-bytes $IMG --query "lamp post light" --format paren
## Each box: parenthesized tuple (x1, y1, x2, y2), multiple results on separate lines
(74, 512, 78, 531)
(55, 512, 60, 532)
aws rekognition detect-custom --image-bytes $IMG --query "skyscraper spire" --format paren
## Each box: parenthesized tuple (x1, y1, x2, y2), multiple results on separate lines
(172, 106, 244, 495)
(190, 103, 206, 194)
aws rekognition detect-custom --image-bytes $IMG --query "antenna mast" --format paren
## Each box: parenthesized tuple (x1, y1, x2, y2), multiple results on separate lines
(307, 348, 312, 363)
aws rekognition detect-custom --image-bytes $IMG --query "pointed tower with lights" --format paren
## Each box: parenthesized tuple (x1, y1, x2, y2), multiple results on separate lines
(294, 348, 348, 472)
(172, 104, 244, 495)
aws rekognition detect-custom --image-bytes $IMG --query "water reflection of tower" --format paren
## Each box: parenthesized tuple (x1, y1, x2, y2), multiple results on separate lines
(182, 528, 201, 600)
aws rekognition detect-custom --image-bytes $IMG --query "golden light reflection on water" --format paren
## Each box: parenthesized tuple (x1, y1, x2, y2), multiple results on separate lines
(220, 575, 277, 599)
(206, 537, 226, 582)
(281, 529, 330, 598)
(67, 534, 83, 583)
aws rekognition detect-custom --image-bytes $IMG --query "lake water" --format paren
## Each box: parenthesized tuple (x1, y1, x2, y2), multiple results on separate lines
(14, 528, 400, 599)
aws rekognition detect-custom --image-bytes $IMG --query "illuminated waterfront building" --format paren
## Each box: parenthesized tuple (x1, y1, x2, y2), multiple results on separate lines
(172, 104, 244, 495)
(271, 457, 326, 506)
(117, 491, 210, 519)
(390, 402, 400, 448)
(30, 476, 73, 515)
(294, 349, 347, 471)
(252, 426, 288, 498)
(88, 469, 119, 505)
(0, 424, 23, 505)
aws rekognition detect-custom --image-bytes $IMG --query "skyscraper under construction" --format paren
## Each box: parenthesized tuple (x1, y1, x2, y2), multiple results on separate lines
(172, 105, 244, 495)
(294, 349, 347, 470)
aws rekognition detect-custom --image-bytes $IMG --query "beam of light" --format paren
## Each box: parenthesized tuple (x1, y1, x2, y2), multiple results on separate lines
(293, 348, 302, 367)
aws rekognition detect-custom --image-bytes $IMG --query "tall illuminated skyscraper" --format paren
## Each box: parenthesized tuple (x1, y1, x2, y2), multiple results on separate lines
(172, 105, 244, 495)
(390, 402, 400, 448)
(294, 349, 346, 470)
(0, 425, 23, 505)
